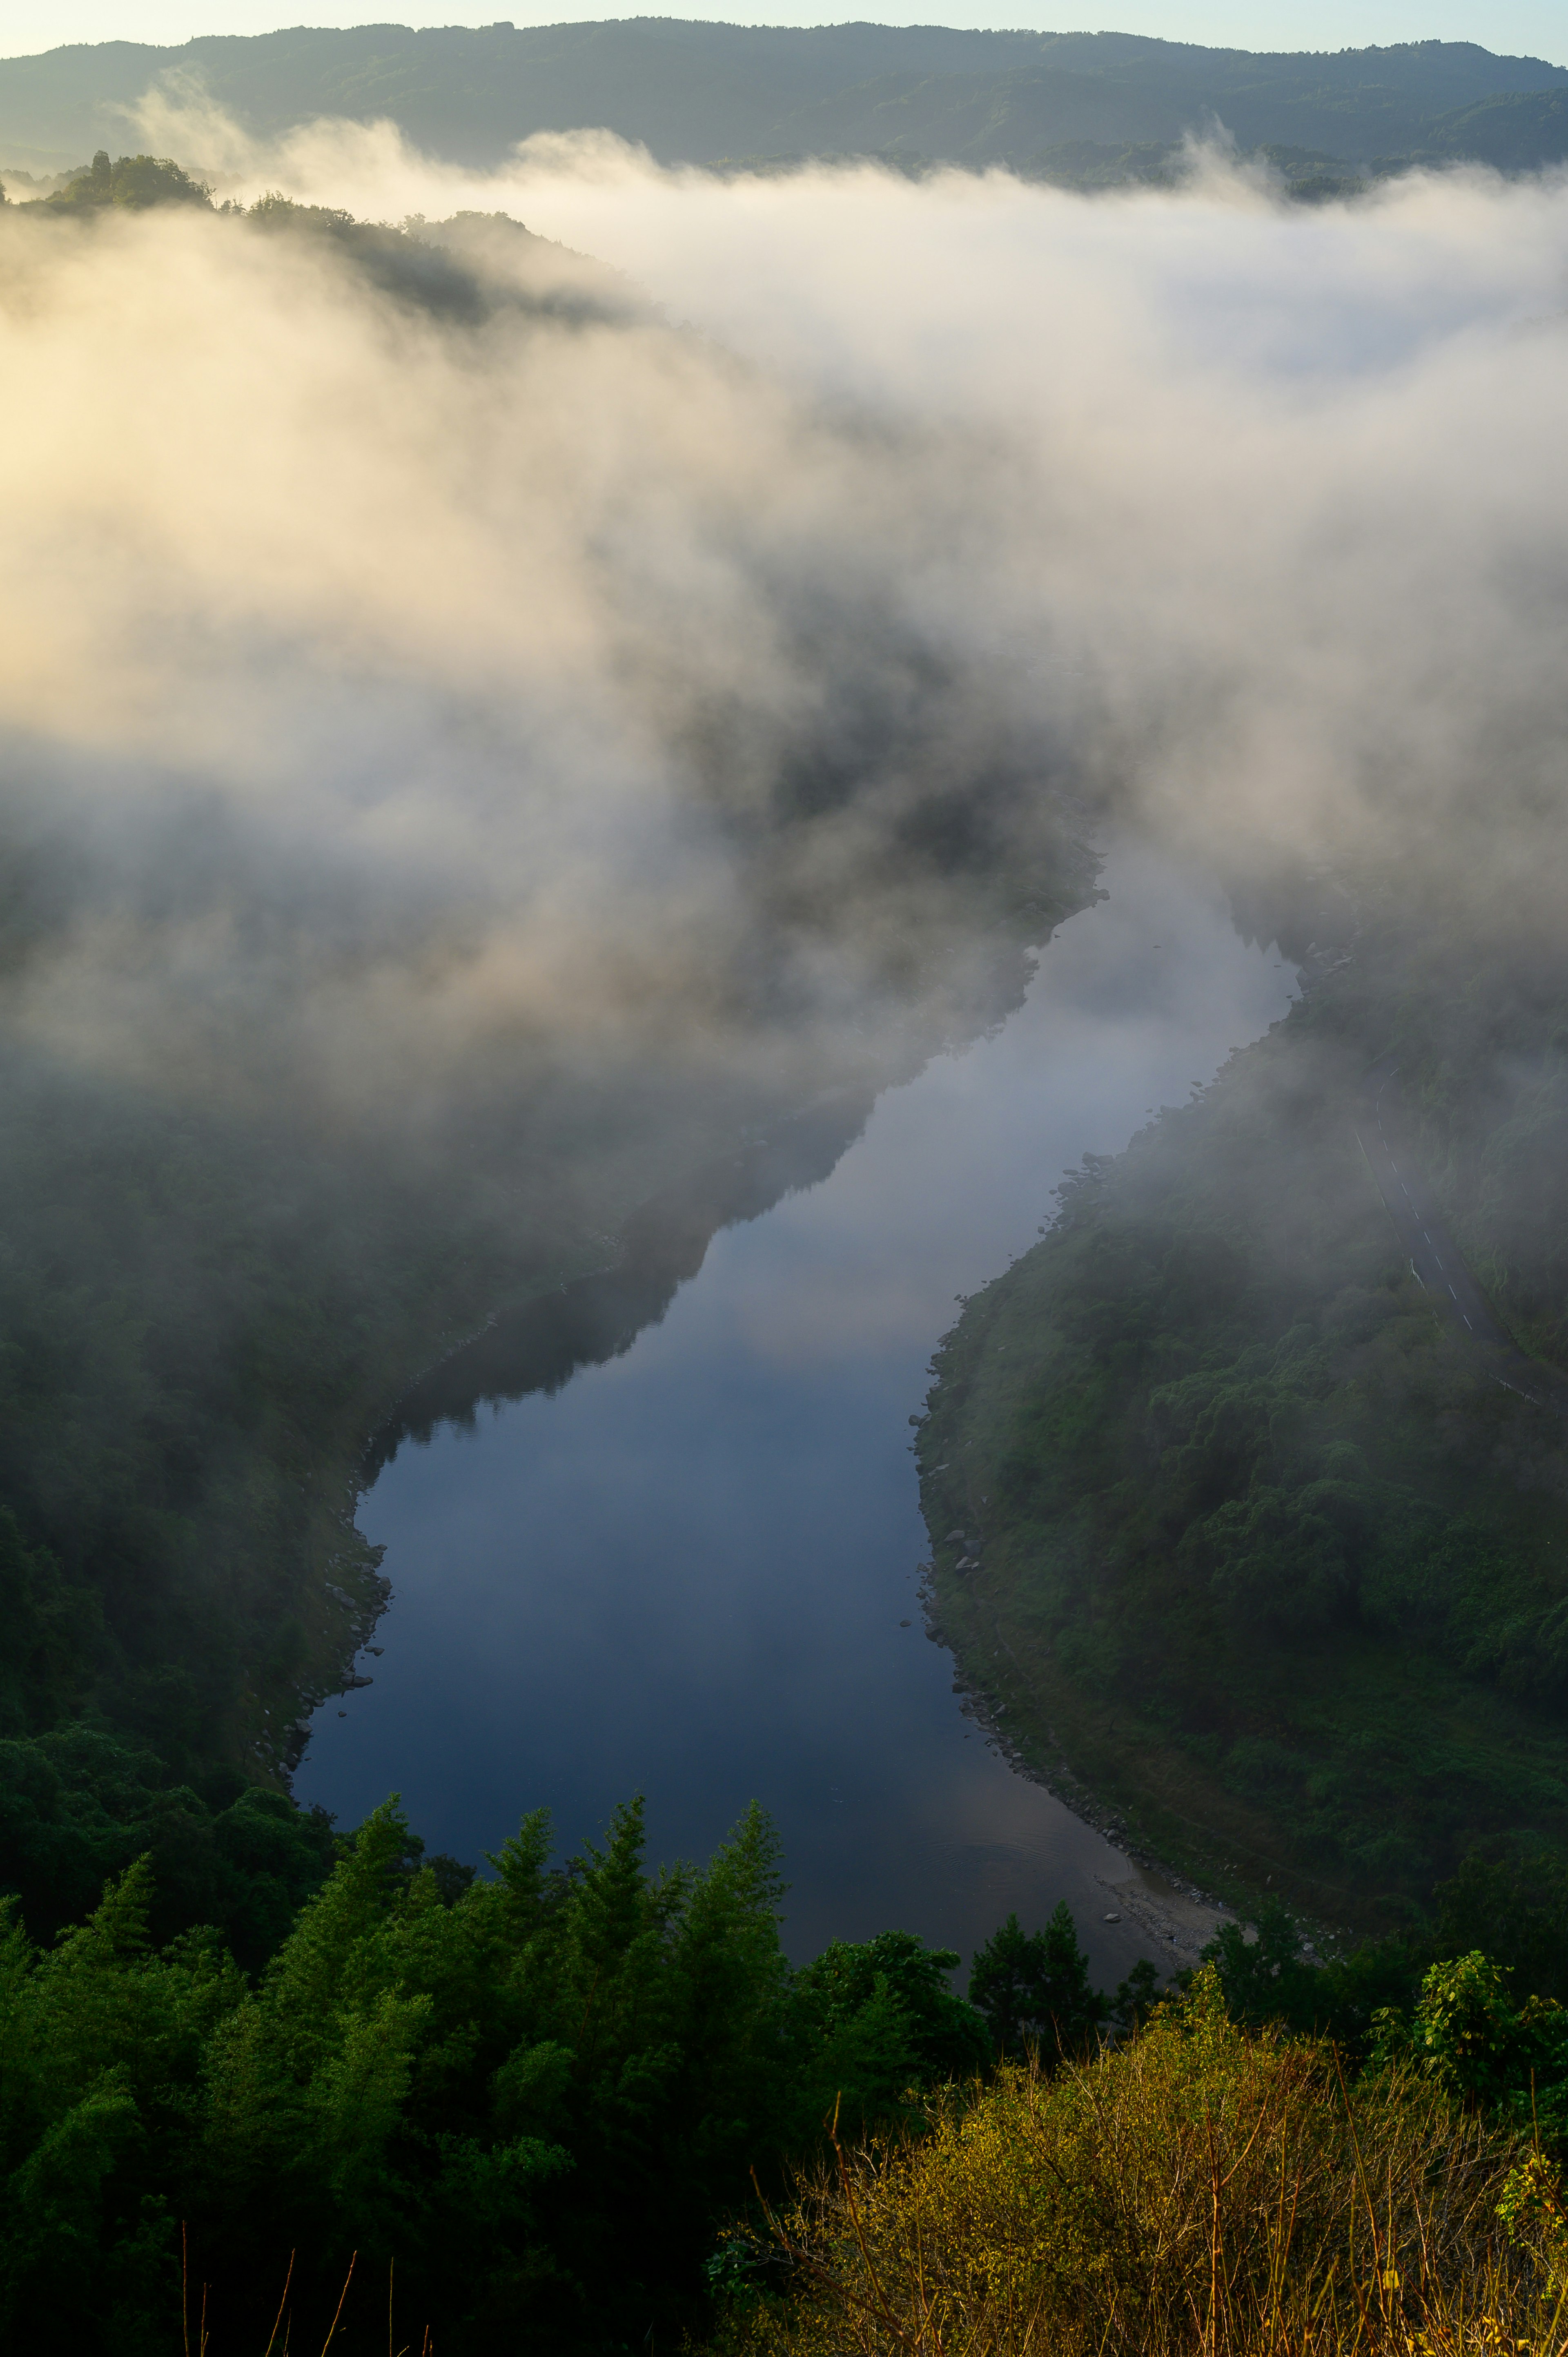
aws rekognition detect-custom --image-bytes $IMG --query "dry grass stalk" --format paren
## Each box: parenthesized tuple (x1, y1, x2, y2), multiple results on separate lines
(716, 1972, 1568, 2357)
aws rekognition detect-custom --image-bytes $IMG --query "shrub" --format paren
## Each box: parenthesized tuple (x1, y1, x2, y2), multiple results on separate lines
(714, 1968, 1562, 2355)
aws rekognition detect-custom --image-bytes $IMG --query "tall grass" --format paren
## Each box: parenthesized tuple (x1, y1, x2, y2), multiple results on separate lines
(715, 1971, 1568, 2356)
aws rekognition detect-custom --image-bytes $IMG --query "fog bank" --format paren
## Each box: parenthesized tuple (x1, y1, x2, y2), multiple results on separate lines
(2, 118, 1566, 1157)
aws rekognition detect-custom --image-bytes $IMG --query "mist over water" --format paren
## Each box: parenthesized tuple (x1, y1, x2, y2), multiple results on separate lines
(297, 849, 1295, 1973)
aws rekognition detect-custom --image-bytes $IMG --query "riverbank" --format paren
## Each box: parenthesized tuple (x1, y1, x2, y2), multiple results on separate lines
(925, 1577, 1236, 1960)
(917, 901, 1568, 1931)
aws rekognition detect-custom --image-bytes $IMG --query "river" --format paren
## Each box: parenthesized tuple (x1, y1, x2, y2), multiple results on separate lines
(296, 845, 1295, 1981)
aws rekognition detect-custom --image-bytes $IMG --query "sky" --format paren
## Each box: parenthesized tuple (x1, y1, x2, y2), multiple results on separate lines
(0, 1, 1566, 70)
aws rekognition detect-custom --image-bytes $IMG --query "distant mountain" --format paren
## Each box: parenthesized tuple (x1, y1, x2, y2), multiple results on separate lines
(0, 21, 1565, 179)
(1417, 86, 1568, 169)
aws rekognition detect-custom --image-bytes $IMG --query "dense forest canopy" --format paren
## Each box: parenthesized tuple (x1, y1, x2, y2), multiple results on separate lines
(0, 23, 1567, 182)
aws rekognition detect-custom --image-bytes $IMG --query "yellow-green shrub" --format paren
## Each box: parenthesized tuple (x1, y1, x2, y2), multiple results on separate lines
(716, 1969, 1567, 2356)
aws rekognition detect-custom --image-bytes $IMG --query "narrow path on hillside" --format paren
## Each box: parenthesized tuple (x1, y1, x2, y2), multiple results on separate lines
(1355, 1054, 1568, 1414)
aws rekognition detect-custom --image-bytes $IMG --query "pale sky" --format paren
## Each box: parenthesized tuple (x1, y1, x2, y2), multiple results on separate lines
(0, 3, 1565, 71)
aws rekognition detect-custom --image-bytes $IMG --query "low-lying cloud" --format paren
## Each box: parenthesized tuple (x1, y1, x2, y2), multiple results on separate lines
(3, 101, 1566, 1182)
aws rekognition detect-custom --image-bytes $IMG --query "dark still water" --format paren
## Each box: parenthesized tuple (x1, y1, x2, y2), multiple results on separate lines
(296, 849, 1294, 1980)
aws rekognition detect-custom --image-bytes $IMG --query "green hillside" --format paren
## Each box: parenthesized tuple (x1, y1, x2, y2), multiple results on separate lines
(0, 23, 1565, 177)
(918, 883, 1568, 1932)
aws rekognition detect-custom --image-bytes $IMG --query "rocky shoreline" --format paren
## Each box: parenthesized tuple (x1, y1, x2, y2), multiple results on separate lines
(921, 1561, 1236, 1972)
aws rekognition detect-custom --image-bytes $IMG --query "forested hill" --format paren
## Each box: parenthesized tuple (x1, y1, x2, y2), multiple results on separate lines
(917, 878, 1568, 1933)
(2, 22, 1567, 181)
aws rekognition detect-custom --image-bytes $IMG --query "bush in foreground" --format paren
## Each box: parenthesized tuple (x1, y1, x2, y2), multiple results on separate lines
(709, 1969, 1568, 2356)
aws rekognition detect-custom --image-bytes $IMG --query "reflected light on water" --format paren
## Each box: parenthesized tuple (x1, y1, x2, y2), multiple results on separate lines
(296, 843, 1294, 1976)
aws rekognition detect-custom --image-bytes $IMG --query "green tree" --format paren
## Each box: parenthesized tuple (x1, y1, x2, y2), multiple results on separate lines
(968, 1901, 1109, 2058)
(48, 152, 212, 211)
(790, 1927, 991, 2124)
(0, 1790, 1011, 2348)
(1430, 1849, 1568, 2005)
(1375, 1948, 1568, 2142)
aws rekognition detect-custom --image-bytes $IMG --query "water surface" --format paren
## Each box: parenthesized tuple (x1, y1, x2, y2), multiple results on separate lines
(298, 849, 1294, 1978)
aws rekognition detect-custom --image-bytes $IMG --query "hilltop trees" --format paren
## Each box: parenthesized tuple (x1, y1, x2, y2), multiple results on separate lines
(48, 151, 212, 210)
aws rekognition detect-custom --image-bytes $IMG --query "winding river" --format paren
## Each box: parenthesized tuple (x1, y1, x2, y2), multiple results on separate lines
(296, 846, 1295, 1980)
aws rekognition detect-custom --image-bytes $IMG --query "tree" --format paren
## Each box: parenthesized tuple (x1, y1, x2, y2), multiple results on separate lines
(1431, 1849, 1568, 2005)
(1375, 1948, 1568, 2142)
(1202, 1898, 1325, 2034)
(968, 1902, 1109, 2059)
(47, 153, 212, 212)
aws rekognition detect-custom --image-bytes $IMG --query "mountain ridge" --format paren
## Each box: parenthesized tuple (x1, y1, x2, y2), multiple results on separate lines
(1, 22, 1566, 176)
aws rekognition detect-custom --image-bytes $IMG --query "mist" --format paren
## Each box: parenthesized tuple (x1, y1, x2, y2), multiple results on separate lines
(0, 110, 1562, 1368)
(2, 115, 1565, 1169)
(0, 183, 1074, 1168)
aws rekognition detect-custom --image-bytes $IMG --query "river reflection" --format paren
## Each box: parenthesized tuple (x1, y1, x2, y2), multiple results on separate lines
(297, 847, 1294, 1978)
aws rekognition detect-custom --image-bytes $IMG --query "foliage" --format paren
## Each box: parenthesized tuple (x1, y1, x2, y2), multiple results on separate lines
(791, 1930, 991, 2129)
(1201, 1898, 1418, 2059)
(1372, 1951, 1568, 2145)
(919, 901, 1568, 1915)
(708, 1969, 1557, 2357)
(48, 151, 213, 210)
(0, 1722, 338, 1965)
(1497, 2146, 1568, 2306)
(0, 1791, 1007, 2352)
(241, 194, 511, 320)
(10, 1791, 1568, 2352)
(1199, 1848, 1568, 2149)
(968, 1901, 1107, 2057)
(1428, 1844, 1568, 2004)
